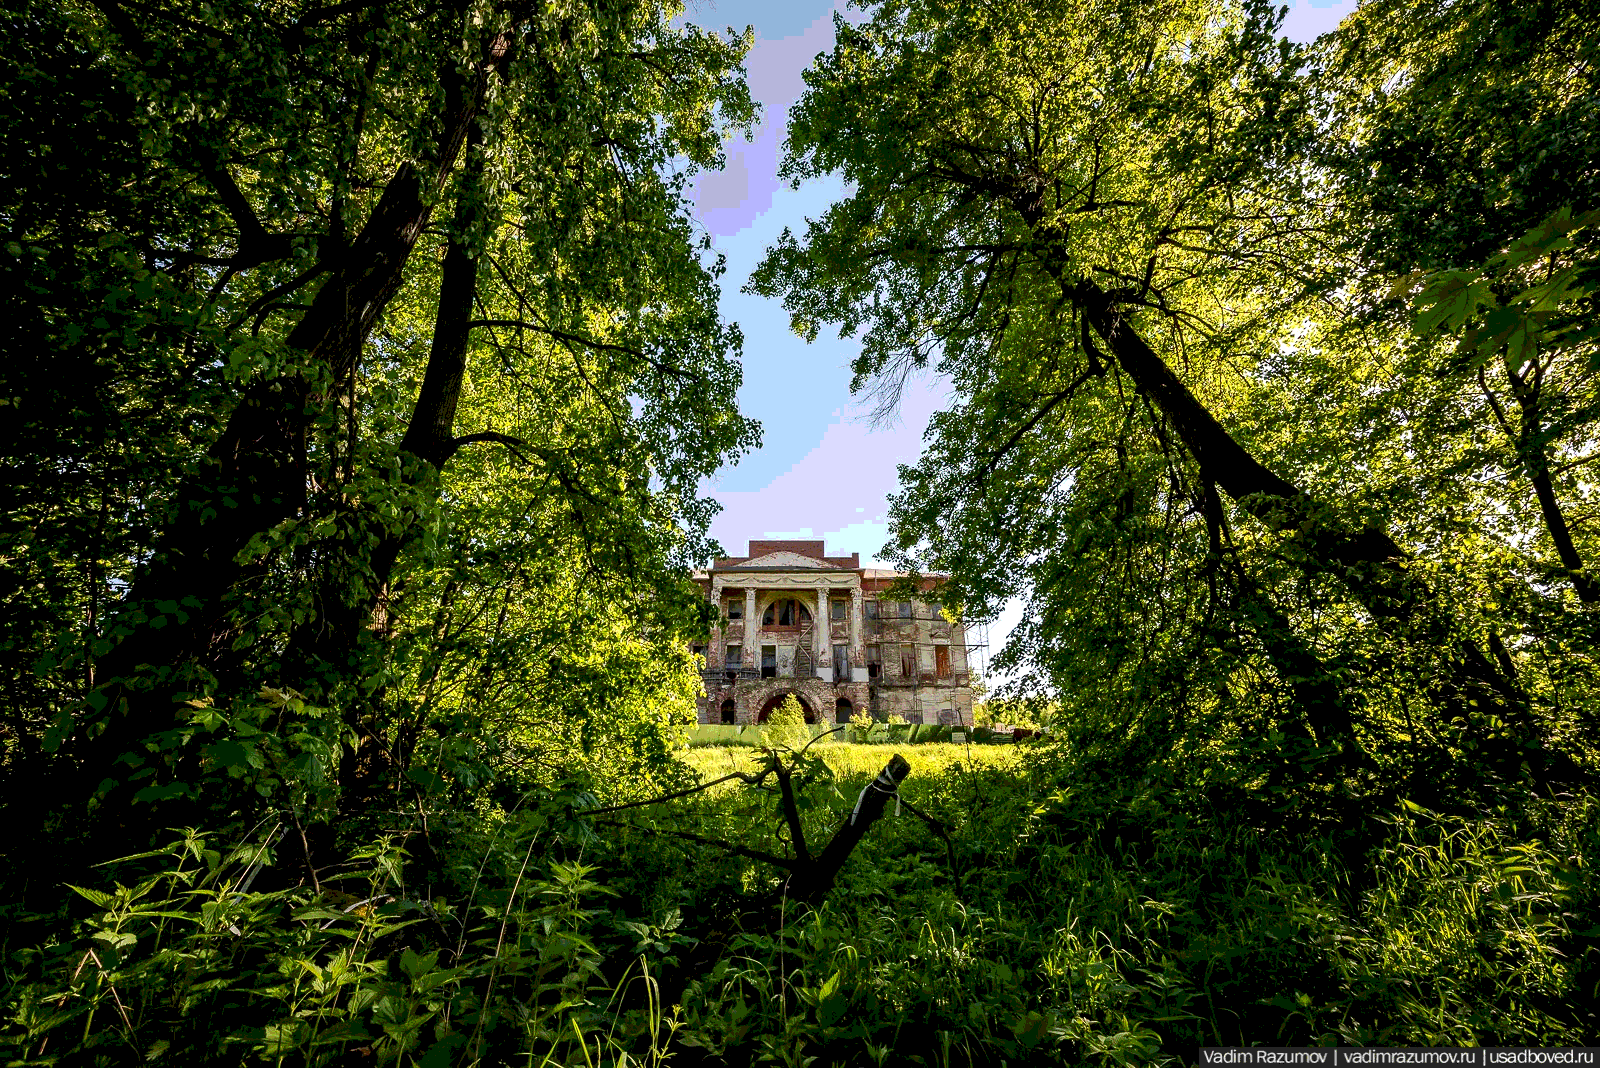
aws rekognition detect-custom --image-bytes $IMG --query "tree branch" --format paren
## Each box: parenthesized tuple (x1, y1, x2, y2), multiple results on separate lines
(593, 819, 795, 869)
(451, 432, 532, 465)
(468, 319, 699, 380)
(774, 762, 811, 864)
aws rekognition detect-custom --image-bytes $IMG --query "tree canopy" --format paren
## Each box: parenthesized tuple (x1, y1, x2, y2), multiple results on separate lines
(750, 0, 1600, 805)
(1, 0, 758, 855)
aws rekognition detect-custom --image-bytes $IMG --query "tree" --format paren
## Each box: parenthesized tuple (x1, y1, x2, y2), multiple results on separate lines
(1317, 0, 1600, 606)
(762, 694, 811, 751)
(749, 0, 1574, 796)
(0, 0, 759, 851)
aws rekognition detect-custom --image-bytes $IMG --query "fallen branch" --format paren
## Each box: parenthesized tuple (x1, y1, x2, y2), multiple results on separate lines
(789, 754, 912, 904)
(593, 752, 925, 912)
(593, 818, 794, 869)
(576, 767, 775, 818)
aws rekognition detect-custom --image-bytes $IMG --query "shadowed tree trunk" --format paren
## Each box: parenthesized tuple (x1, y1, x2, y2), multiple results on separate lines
(32, 21, 514, 837)
(294, 124, 492, 796)
(1489, 360, 1600, 604)
(1198, 479, 1360, 758)
(1068, 279, 1577, 789)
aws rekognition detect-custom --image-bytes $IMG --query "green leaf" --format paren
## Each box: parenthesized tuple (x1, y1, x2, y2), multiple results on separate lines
(66, 884, 117, 908)
(203, 739, 252, 768)
(133, 782, 191, 804)
(372, 918, 427, 939)
(400, 947, 440, 980)
(418, 1034, 466, 1068)
(406, 766, 448, 792)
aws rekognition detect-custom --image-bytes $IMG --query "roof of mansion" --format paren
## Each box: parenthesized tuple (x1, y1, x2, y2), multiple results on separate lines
(711, 540, 859, 571)
(692, 540, 940, 586)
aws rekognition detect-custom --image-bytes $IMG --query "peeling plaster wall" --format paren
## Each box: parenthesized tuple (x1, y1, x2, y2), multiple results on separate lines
(694, 540, 976, 728)
(699, 677, 871, 726)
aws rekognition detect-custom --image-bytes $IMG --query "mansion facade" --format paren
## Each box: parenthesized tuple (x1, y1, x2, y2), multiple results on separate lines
(692, 540, 976, 726)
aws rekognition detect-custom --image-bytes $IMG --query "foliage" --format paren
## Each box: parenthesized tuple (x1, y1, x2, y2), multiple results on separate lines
(972, 698, 1054, 731)
(1409, 209, 1600, 376)
(748, 0, 1600, 816)
(5, 0, 1600, 1061)
(1, 803, 688, 1066)
(1317, 0, 1600, 277)
(761, 694, 812, 752)
(6, 747, 1595, 1065)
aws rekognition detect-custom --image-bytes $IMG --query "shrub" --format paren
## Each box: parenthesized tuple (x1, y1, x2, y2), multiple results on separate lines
(761, 694, 810, 751)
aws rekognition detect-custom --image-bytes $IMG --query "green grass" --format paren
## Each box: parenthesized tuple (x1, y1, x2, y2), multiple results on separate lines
(6, 743, 1596, 1065)
(677, 741, 1020, 787)
(652, 745, 1600, 1060)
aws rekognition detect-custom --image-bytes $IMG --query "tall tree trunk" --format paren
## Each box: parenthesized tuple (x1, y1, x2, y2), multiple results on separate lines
(295, 124, 489, 797)
(34, 26, 508, 835)
(1501, 365, 1600, 604)
(1526, 464, 1597, 602)
(1199, 480, 1359, 757)
(1068, 280, 1574, 789)
(1073, 280, 1412, 614)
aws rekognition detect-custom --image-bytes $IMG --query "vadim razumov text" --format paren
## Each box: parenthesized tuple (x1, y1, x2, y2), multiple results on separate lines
(1197, 1050, 1600, 1066)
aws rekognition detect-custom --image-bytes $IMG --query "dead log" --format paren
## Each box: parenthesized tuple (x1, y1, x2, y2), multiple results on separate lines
(789, 753, 911, 904)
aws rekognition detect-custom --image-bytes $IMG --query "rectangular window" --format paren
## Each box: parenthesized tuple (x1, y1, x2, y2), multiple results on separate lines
(900, 643, 916, 678)
(833, 644, 849, 682)
(898, 600, 913, 619)
(864, 599, 879, 619)
(867, 644, 881, 678)
(725, 645, 741, 668)
(906, 712, 924, 725)
(935, 644, 951, 678)
(761, 645, 777, 679)
(724, 598, 742, 620)
(831, 598, 847, 621)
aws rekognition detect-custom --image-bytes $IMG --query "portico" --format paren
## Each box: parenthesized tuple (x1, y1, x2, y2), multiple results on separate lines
(696, 539, 974, 727)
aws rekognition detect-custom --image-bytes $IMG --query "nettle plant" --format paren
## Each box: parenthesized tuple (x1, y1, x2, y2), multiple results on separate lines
(5, 807, 686, 1065)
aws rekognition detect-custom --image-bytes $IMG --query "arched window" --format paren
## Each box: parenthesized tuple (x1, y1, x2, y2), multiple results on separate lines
(835, 697, 853, 724)
(761, 599, 811, 628)
(720, 699, 737, 725)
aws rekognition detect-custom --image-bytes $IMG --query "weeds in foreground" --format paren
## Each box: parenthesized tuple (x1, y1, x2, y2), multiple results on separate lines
(3, 747, 1597, 1065)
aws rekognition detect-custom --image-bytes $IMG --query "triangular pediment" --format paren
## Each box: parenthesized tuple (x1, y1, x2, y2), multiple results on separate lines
(731, 551, 836, 569)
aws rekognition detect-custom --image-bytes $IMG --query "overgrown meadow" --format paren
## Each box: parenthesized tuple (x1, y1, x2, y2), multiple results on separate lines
(4, 732, 1596, 1065)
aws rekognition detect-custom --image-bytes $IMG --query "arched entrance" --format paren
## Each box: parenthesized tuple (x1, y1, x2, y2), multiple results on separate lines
(720, 699, 737, 724)
(835, 697, 853, 724)
(758, 692, 816, 723)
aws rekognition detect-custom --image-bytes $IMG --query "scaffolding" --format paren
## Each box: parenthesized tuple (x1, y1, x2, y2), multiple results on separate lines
(862, 609, 988, 723)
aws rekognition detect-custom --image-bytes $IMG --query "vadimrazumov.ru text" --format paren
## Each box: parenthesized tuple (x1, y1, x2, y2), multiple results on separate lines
(1198, 1049, 1600, 1066)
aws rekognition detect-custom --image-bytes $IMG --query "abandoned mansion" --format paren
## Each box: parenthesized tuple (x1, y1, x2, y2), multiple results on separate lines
(692, 540, 979, 726)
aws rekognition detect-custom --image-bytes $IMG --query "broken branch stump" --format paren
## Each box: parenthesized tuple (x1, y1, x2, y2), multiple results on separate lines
(790, 753, 911, 904)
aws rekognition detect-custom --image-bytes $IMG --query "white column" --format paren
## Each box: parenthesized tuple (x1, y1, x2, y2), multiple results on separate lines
(850, 584, 864, 663)
(709, 579, 724, 666)
(851, 583, 869, 682)
(815, 586, 830, 677)
(744, 586, 758, 667)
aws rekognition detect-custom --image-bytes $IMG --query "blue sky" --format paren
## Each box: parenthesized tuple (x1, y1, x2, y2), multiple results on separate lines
(683, 0, 1360, 676)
